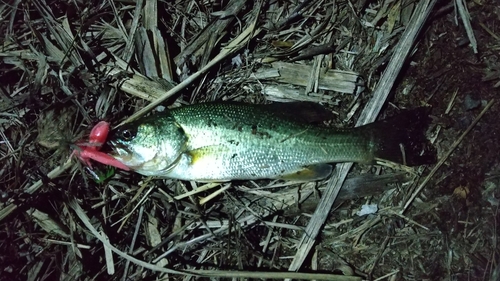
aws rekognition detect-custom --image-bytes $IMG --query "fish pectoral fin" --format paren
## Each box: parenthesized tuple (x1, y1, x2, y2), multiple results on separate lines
(186, 145, 228, 165)
(279, 164, 333, 181)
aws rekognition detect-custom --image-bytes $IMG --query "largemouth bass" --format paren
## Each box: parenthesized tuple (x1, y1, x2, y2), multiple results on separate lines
(107, 102, 435, 181)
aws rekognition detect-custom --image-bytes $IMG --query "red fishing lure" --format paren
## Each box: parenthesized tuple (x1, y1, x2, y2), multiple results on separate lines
(72, 121, 130, 171)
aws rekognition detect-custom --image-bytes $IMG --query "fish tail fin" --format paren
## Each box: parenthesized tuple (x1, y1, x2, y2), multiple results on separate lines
(363, 108, 436, 166)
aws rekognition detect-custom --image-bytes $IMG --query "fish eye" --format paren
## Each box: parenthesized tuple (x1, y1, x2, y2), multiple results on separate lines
(121, 128, 136, 141)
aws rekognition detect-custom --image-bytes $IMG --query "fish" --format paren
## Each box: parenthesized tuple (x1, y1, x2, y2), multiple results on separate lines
(106, 102, 435, 182)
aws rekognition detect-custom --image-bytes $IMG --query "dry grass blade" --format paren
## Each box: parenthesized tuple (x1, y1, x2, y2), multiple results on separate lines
(174, 0, 247, 67)
(121, 0, 143, 62)
(135, 0, 174, 83)
(27, 208, 70, 238)
(191, 270, 362, 280)
(101, 230, 115, 275)
(455, 0, 478, 54)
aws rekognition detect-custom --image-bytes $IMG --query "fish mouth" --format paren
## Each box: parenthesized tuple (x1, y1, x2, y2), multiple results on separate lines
(107, 140, 134, 161)
(106, 140, 156, 170)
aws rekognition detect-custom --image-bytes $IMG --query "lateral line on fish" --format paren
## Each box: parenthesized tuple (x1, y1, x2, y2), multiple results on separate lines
(279, 127, 311, 143)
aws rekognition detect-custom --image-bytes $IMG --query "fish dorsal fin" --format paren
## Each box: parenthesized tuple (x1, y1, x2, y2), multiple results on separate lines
(279, 164, 333, 181)
(263, 102, 335, 124)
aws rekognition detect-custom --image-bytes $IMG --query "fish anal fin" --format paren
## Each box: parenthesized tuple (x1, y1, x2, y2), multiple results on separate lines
(279, 164, 333, 181)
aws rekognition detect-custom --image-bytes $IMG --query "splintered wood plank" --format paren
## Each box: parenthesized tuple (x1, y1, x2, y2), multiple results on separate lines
(268, 61, 363, 94)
